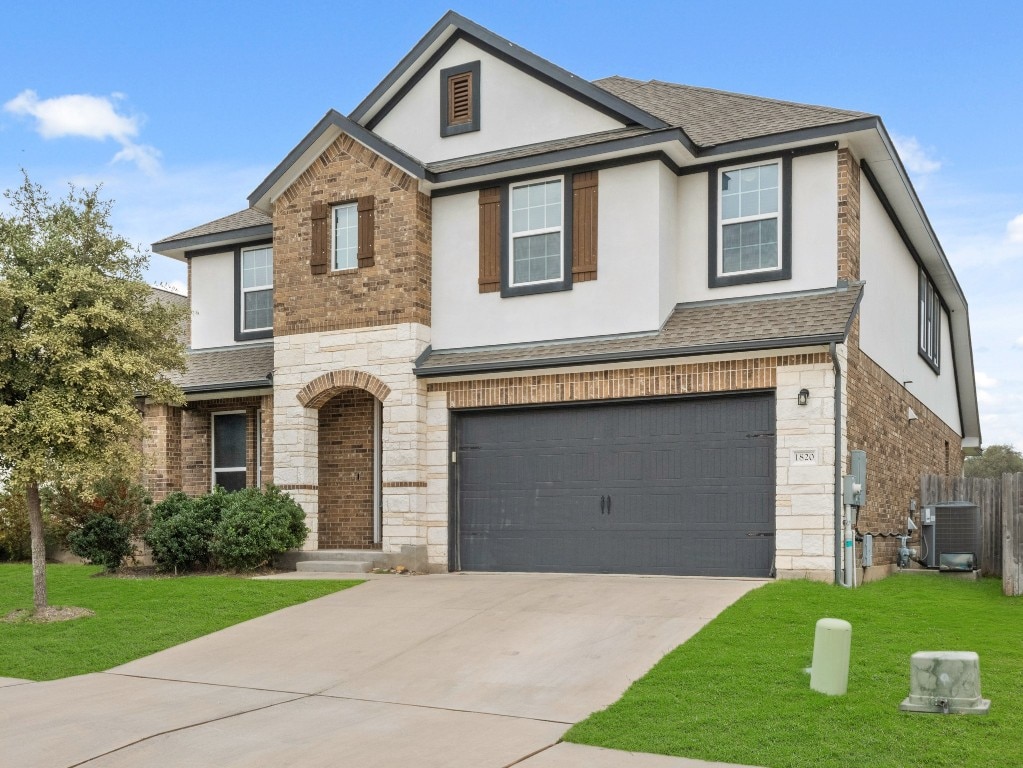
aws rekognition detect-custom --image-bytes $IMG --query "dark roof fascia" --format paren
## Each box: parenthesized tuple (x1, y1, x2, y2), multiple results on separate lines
(247, 110, 427, 209)
(350, 11, 669, 133)
(152, 224, 273, 256)
(180, 381, 273, 395)
(429, 128, 687, 186)
(693, 116, 880, 159)
(414, 334, 845, 379)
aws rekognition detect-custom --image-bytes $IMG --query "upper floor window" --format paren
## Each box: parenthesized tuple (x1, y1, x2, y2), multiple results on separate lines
(919, 269, 940, 371)
(708, 156, 791, 288)
(333, 202, 358, 271)
(510, 178, 563, 287)
(240, 245, 272, 332)
(440, 61, 480, 137)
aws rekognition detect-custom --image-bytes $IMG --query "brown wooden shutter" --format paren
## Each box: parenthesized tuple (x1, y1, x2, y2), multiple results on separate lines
(448, 72, 472, 126)
(572, 172, 598, 282)
(357, 196, 375, 268)
(478, 187, 501, 293)
(310, 200, 329, 275)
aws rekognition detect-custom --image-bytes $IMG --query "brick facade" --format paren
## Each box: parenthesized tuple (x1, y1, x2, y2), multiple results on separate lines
(142, 394, 273, 500)
(272, 134, 432, 337)
(837, 148, 861, 283)
(318, 389, 377, 549)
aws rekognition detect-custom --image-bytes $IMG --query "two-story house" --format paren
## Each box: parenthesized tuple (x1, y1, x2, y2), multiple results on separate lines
(147, 12, 980, 582)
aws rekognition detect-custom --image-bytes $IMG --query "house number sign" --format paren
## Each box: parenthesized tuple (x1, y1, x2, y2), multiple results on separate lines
(792, 449, 818, 465)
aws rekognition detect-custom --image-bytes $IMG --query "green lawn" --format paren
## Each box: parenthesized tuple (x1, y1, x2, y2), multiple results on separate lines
(567, 576, 1023, 768)
(0, 564, 359, 680)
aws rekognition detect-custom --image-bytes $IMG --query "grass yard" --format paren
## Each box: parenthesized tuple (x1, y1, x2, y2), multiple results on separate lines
(566, 576, 1023, 768)
(0, 564, 359, 680)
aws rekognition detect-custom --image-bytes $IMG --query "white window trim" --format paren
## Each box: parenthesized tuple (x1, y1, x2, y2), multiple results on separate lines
(716, 160, 783, 277)
(211, 410, 247, 491)
(919, 270, 940, 370)
(240, 244, 273, 332)
(331, 202, 359, 272)
(508, 176, 564, 288)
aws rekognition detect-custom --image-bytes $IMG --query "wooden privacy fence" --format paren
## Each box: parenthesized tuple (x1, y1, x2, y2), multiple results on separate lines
(920, 472, 1023, 596)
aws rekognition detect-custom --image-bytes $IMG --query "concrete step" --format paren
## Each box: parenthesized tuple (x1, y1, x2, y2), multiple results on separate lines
(295, 560, 374, 574)
(276, 549, 387, 570)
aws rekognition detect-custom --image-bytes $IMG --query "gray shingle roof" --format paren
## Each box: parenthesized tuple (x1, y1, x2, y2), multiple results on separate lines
(426, 126, 653, 174)
(416, 284, 862, 376)
(153, 208, 271, 248)
(167, 344, 274, 393)
(150, 287, 190, 344)
(593, 76, 872, 148)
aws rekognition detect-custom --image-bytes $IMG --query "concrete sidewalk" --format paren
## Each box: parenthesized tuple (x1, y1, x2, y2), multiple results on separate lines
(0, 572, 765, 767)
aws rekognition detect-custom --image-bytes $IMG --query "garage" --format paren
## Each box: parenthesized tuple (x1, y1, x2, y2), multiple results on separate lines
(453, 392, 775, 577)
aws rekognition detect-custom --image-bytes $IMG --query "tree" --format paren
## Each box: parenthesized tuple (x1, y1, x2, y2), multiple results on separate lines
(963, 444, 1023, 479)
(0, 175, 186, 612)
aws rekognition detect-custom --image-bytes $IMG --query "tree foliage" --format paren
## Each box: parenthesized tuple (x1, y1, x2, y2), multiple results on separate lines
(963, 444, 1023, 479)
(0, 174, 187, 608)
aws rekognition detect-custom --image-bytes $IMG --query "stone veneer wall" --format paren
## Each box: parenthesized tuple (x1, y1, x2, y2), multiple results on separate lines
(318, 389, 376, 549)
(271, 133, 431, 338)
(273, 323, 430, 555)
(426, 351, 840, 577)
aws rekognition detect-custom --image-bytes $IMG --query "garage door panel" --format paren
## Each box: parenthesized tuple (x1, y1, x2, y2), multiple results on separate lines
(456, 394, 775, 577)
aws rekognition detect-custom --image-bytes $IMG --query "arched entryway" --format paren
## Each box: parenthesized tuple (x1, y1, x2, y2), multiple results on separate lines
(297, 371, 391, 550)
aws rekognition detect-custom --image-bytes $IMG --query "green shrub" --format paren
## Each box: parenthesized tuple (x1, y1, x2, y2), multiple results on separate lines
(146, 493, 206, 573)
(68, 514, 134, 571)
(44, 477, 151, 548)
(211, 487, 308, 571)
(0, 491, 32, 562)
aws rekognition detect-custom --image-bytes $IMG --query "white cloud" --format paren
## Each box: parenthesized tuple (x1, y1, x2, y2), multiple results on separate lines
(3, 89, 159, 175)
(892, 133, 942, 176)
(1007, 213, 1023, 245)
(975, 371, 999, 389)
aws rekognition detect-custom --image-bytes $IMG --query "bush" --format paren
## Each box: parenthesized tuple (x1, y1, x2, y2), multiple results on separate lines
(145, 488, 235, 573)
(45, 477, 151, 548)
(211, 487, 308, 571)
(68, 514, 134, 571)
(0, 491, 32, 562)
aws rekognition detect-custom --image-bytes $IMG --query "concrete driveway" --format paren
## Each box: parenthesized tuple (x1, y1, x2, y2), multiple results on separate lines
(0, 572, 764, 767)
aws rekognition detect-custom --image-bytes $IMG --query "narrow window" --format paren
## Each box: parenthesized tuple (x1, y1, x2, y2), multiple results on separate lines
(509, 178, 563, 286)
(212, 412, 247, 492)
(333, 202, 358, 271)
(240, 245, 272, 332)
(918, 269, 941, 371)
(719, 162, 780, 275)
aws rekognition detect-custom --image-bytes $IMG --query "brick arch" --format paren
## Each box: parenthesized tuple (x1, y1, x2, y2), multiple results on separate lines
(297, 370, 391, 409)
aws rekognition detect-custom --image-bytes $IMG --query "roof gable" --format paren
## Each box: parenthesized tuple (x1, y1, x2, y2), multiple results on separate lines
(350, 12, 666, 132)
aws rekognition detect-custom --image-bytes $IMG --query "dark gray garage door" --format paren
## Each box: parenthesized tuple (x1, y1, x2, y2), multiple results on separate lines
(454, 393, 775, 577)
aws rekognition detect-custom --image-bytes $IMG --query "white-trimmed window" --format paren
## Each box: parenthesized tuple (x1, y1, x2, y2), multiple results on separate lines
(212, 412, 247, 492)
(719, 162, 781, 275)
(240, 245, 273, 332)
(332, 202, 358, 271)
(510, 177, 563, 286)
(919, 269, 940, 370)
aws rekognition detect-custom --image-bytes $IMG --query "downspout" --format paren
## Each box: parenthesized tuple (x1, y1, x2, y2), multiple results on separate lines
(831, 341, 844, 586)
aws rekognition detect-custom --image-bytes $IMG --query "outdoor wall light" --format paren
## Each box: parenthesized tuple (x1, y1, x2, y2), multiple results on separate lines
(797, 388, 810, 406)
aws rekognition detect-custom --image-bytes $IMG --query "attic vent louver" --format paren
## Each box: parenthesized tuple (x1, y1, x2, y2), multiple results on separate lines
(448, 72, 472, 125)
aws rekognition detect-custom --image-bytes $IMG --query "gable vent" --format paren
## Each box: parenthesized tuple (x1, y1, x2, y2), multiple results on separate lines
(448, 72, 473, 126)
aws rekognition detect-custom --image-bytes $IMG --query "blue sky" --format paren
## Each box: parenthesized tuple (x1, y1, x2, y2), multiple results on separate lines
(1, 0, 1021, 447)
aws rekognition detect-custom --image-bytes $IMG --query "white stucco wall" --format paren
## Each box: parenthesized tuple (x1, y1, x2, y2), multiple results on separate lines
(676, 151, 839, 303)
(859, 181, 961, 432)
(658, 162, 680, 322)
(190, 251, 236, 349)
(431, 161, 667, 350)
(373, 38, 623, 164)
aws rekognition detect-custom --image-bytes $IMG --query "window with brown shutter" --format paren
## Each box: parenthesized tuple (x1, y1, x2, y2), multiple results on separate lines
(572, 171, 598, 282)
(440, 61, 480, 137)
(478, 186, 501, 293)
(310, 200, 329, 275)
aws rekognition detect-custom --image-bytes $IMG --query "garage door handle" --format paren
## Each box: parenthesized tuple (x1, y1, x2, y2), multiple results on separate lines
(746, 531, 775, 537)
(600, 495, 606, 514)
